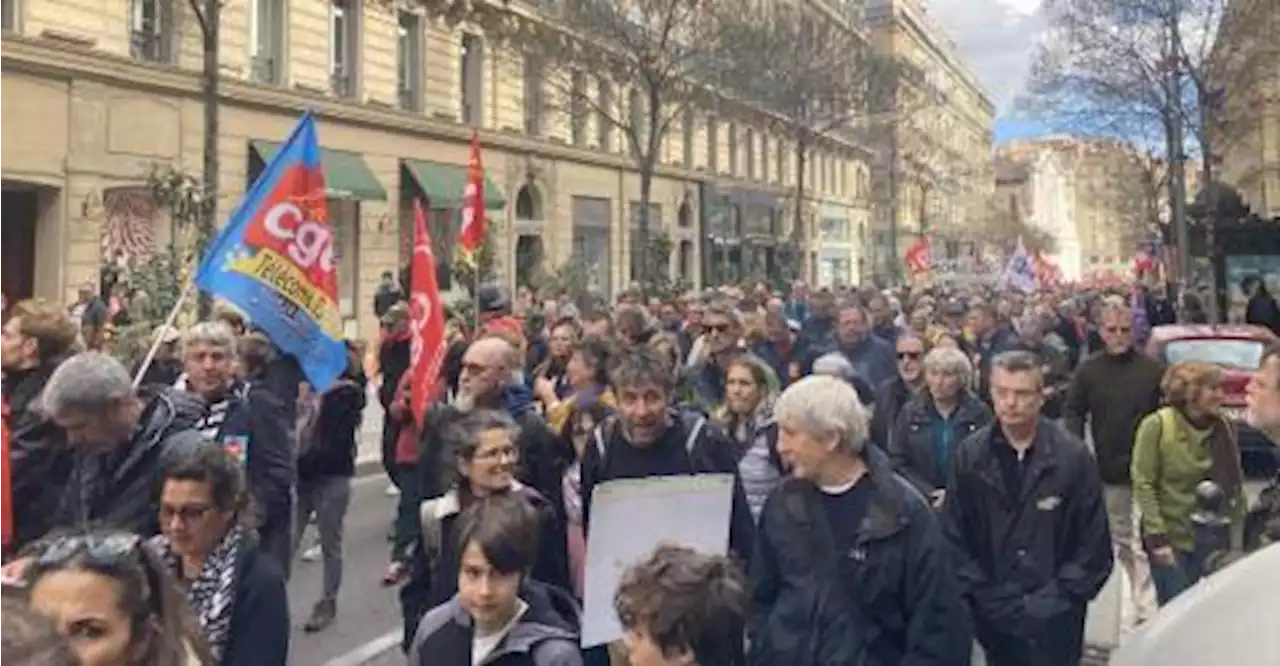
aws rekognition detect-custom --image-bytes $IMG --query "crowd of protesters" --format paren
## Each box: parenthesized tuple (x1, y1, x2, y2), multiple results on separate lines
(2, 269, 1280, 666)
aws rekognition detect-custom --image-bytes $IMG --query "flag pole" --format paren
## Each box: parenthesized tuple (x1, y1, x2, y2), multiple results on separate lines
(473, 246, 481, 339)
(132, 280, 197, 389)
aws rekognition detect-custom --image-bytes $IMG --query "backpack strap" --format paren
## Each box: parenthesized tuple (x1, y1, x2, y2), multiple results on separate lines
(683, 414, 706, 458)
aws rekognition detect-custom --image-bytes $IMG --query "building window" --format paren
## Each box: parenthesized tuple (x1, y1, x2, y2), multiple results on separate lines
(629, 202, 662, 282)
(596, 80, 613, 150)
(524, 55, 543, 136)
(1, 0, 15, 31)
(776, 141, 785, 183)
(460, 33, 484, 125)
(396, 12, 423, 111)
(745, 129, 757, 180)
(679, 240, 694, 282)
(329, 198, 361, 318)
(628, 88, 645, 157)
(248, 0, 283, 84)
(760, 136, 770, 183)
(727, 124, 738, 176)
(569, 70, 588, 146)
(329, 0, 359, 98)
(130, 0, 172, 63)
(707, 117, 719, 172)
(682, 108, 695, 168)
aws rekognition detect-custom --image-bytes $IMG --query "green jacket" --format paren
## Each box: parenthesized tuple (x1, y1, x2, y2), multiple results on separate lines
(1131, 407, 1247, 552)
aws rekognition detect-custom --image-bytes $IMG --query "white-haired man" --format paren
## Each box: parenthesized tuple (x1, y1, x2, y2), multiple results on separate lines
(750, 375, 971, 666)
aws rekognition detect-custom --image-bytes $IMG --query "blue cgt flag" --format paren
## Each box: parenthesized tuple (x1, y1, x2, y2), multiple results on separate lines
(195, 112, 347, 391)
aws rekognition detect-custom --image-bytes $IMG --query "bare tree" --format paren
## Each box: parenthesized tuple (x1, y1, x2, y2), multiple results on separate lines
(715, 3, 892, 248)
(186, 0, 222, 316)
(466, 0, 736, 283)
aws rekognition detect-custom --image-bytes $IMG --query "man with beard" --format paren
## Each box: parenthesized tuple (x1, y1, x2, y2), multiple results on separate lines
(1, 300, 79, 551)
(826, 302, 898, 390)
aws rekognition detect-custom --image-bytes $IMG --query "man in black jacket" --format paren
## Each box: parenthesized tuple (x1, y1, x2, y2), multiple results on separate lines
(177, 322, 295, 574)
(1, 299, 79, 552)
(1064, 299, 1163, 632)
(869, 333, 926, 452)
(752, 375, 970, 666)
(41, 352, 207, 536)
(944, 351, 1113, 666)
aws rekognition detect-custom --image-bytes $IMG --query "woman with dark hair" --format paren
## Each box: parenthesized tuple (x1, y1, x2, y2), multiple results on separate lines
(542, 335, 616, 434)
(22, 529, 214, 666)
(530, 317, 582, 411)
(150, 441, 289, 664)
(560, 398, 615, 598)
(397, 409, 571, 650)
(2, 591, 79, 666)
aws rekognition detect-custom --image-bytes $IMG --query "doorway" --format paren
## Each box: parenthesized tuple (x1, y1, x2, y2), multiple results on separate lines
(2, 185, 42, 304)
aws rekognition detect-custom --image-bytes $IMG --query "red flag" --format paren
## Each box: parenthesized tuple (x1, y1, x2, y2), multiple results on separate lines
(2, 398, 11, 550)
(410, 200, 447, 428)
(458, 131, 487, 256)
(905, 237, 930, 276)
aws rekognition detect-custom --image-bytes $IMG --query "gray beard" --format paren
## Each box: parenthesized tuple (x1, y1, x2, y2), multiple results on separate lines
(454, 392, 477, 413)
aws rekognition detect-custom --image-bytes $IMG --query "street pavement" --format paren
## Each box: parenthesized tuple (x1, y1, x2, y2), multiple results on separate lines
(291, 389, 1270, 664)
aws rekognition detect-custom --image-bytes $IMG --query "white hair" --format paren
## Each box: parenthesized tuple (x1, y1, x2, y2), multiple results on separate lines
(812, 352, 856, 382)
(923, 346, 973, 385)
(182, 321, 239, 357)
(773, 375, 870, 457)
(38, 351, 134, 415)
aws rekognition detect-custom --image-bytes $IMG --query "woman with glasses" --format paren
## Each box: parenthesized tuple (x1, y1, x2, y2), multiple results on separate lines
(889, 347, 992, 509)
(398, 408, 571, 650)
(152, 442, 287, 664)
(22, 529, 213, 666)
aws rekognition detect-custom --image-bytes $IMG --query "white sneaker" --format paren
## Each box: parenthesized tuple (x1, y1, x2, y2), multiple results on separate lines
(384, 484, 400, 497)
(301, 545, 322, 562)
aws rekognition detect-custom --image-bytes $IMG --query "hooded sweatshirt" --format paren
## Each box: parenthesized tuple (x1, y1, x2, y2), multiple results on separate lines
(407, 580, 582, 666)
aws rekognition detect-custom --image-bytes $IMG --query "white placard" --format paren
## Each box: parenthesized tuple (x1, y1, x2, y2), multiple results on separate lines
(580, 473, 735, 648)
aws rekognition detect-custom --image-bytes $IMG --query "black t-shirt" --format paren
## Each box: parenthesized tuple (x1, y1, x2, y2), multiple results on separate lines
(819, 475, 874, 558)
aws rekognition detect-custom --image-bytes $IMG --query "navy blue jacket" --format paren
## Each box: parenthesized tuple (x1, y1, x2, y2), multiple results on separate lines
(750, 448, 971, 666)
(210, 382, 294, 539)
(221, 542, 290, 665)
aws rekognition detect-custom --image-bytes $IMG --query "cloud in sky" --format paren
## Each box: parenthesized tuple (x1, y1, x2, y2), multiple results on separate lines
(925, 0, 1049, 130)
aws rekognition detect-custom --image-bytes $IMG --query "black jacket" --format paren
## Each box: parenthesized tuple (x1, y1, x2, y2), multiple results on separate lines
(580, 410, 756, 565)
(54, 388, 206, 536)
(870, 376, 917, 453)
(221, 541, 290, 666)
(941, 420, 1113, 666)
(205, 382, 295, 537)
(889, 391, 992, 497)
(3, 362, 74, 552)
(399, 484, 571, 650)
(1064, 349, 1164, 484)
(750, 448, 971, 666)
(298, 378, 366, 479)
(408, 580, 581, 666)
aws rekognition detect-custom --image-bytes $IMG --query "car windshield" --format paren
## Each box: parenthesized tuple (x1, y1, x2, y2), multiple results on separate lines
(1163, 339, 1265, 371)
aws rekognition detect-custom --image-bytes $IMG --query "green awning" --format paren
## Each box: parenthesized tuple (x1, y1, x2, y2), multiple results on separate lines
(402, 159, 506, 210)
(250, 140, 387, 201)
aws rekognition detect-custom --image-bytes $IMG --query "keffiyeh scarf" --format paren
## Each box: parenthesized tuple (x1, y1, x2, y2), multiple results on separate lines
(150, 525, 244, 662)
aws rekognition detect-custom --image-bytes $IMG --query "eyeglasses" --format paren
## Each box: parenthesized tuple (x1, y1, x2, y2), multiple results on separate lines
(160, 504, 216, 525)
(461, 361, 495, 374)
(897, 351, 923, 360)
(29, 533, 142, 567)
(1104, 326, 1132, 335)
(705, 324, 732, 335)
(472, 445, 519, 462)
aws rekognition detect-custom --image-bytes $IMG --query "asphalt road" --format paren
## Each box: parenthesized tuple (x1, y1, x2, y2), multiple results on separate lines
(287, 473, 404, 666)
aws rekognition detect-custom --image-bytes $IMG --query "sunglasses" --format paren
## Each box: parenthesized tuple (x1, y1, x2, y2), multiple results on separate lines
(897, 351, 923, 360)
(1104, 326, 1132, 335)
(705, 324, 733, 334)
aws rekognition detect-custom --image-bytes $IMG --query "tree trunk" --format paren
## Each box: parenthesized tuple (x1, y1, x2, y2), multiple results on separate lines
(637, 158, 654, 285)
(792, 138, 807, 283)
(198, 0, 219, 318)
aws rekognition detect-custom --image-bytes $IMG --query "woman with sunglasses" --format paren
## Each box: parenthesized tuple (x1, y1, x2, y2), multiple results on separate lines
(398, 408, 571, 650)
(22, 529, 213, 666)
(150, 442, 288, 664)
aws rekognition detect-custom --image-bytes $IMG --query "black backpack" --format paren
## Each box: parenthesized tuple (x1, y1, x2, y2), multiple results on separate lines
(592, 409, 712, 474)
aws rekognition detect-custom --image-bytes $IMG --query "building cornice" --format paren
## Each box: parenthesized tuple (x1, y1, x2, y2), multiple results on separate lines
(3, 34, 818, 187)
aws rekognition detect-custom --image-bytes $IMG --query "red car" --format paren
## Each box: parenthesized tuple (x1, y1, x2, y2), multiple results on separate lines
(1146, 324, 1279, 475)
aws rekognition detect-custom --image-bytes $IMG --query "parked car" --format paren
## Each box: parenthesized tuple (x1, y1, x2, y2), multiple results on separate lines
(1146, 324, 1280, 476)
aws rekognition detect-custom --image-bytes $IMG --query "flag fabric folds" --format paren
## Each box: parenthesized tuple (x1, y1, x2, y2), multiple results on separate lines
(195, 112, 348, 391)
(458, 131, 487, 261)
(409, 199, 447, 428)
(998, 237, 1040, 295)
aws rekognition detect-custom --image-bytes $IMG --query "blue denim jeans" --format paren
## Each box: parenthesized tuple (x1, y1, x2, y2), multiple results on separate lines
(1149, 548, 1203, 605)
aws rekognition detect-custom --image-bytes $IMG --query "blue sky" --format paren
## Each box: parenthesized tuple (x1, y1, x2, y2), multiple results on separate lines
(928, 0, 1049, 144)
